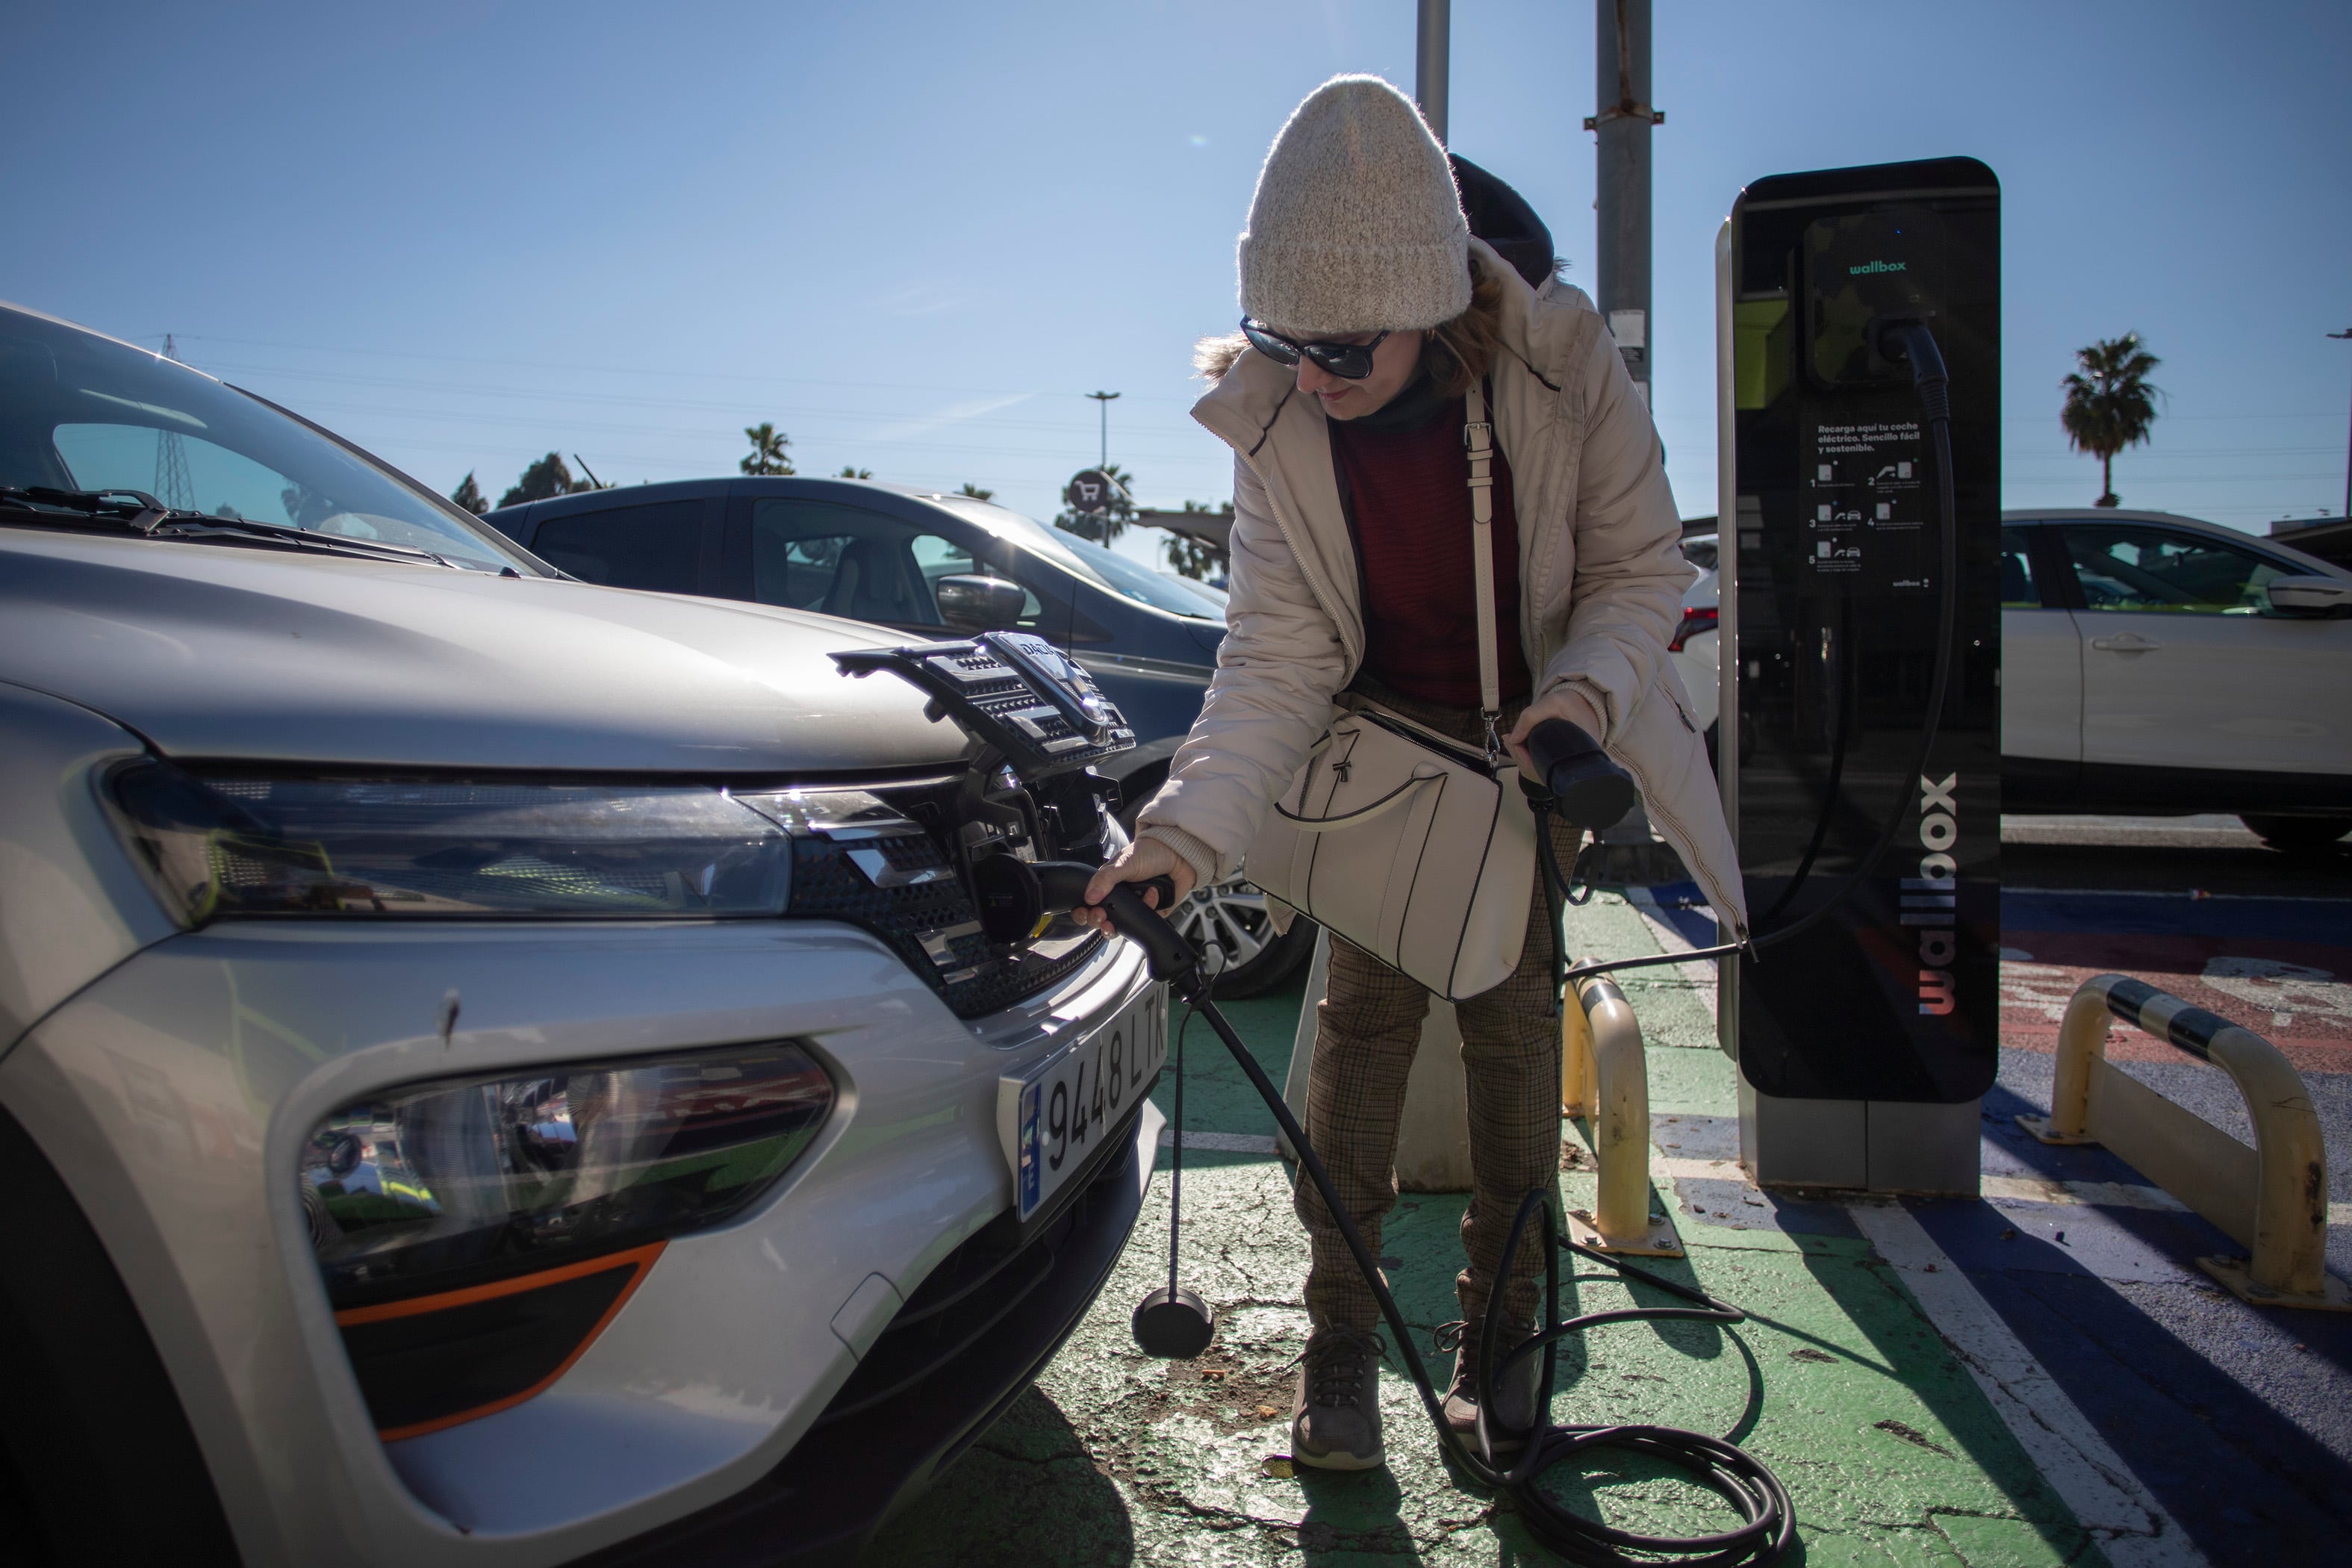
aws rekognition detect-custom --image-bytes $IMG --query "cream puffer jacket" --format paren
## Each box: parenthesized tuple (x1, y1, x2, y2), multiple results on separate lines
(1136, 238, 1748, 932)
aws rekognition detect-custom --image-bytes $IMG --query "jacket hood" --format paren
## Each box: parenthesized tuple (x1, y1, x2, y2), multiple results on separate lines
(0, 532, 969, 775)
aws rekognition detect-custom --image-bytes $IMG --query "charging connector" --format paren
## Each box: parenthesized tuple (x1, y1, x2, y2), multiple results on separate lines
(1053, 873, 1795, 1564)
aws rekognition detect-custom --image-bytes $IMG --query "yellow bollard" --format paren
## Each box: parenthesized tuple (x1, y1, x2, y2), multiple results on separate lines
(1561, 981, 1597, 1117)
(2020, 973, 2348, 1311)
(1563, 975, 1683, 1257)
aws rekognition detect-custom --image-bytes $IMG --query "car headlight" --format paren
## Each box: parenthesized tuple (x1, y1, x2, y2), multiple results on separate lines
(105, 762, 797, 922)
(302, 1043, 833, 1439)
(98, 762, 1064, 1014)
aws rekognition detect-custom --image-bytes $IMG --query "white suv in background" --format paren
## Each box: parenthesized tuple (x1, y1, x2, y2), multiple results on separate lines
(1689, 514, 2351, 847)
(1998, 509, 2352, 848)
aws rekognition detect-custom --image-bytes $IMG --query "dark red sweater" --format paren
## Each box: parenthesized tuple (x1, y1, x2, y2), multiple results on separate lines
(1328, 379, 1529, 709)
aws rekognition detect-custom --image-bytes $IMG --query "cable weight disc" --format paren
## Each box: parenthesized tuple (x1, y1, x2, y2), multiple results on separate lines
(1131, 1284, 1216, 1358)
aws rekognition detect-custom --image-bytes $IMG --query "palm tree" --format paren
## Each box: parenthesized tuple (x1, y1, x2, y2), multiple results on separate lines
(1163, 499, 1233, 581)
(958, 482, 995, 501)
(741, 423, 794, 476)
(2061, 335, 2162, 507)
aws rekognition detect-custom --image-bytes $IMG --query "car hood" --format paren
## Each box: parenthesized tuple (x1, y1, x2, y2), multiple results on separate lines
(0, 532, 969, 774)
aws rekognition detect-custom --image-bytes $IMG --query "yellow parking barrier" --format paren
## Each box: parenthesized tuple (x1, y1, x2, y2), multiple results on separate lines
(2018, 973, 2350, 1311)
(1561, 975, 1684, 1257)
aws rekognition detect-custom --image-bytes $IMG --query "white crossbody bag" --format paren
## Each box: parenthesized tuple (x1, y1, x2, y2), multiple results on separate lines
(1242, 385, 1538, 1001)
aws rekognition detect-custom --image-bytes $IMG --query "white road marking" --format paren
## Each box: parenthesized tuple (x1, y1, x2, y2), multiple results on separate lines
(2200, 955, 2352, 1029)
(1847, 1201, 2210, 1567)
(1653, 1155, 2352, 1228)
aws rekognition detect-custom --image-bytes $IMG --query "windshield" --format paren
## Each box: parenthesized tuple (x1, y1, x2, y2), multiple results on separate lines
(926, 495, 1228, 620)
(0, 307, 536, 573)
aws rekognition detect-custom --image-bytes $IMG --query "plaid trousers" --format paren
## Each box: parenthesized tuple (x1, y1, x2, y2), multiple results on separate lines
(1291, 682, 1576, 1333)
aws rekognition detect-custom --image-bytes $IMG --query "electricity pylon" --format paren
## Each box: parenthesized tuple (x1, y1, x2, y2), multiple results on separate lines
(154, 335, 193, 509)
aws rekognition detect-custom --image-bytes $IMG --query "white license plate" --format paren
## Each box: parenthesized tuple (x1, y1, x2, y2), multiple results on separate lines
(998, 984, 1167, 1222)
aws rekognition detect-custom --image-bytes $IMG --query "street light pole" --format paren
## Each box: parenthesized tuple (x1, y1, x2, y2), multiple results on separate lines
(1590, 0, 1659, 411)
(1416, 0, 1449, 144)
(1588, 0, 1667, 871)
(1086, 390, 1120, 470)
(2331, 329, 2351, 520)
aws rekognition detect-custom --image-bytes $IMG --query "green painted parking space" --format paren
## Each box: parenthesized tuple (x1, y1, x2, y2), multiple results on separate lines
(865, 898, 2112, 1567)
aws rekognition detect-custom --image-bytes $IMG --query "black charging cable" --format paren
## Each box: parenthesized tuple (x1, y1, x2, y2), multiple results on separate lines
(1167, 1001, 1189, 1300)
(1751, 591, 1855, 930)
(1542, 316, 1960, 983)
(1031, 318, 1961, 1561)
(1035, 868, 1794, 1565)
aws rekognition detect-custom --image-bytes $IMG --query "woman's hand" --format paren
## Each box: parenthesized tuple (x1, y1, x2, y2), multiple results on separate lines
(1503, 686, 1606, 782)
(1073, 836, 1197, 936)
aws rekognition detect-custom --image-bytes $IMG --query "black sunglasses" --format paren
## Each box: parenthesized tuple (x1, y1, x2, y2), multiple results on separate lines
(1239, 320, 1392, 380)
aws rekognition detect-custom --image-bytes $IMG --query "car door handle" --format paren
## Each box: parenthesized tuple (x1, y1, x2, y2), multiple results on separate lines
(2089, 633, 2162, 652)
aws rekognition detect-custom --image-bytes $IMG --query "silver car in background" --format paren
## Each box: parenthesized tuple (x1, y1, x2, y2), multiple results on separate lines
(0, 302, 1161, 1566)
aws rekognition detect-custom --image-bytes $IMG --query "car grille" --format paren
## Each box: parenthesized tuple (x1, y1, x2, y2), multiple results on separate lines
(785, 819, 1100, 1020)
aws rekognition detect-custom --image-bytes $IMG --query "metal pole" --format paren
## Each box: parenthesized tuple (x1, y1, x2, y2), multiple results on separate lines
(1592, 0, 1655, 411)
(1415, 0, 1449, 144)
(1589, 0, 1663, 866)
(2332, 329, 2351, 520)
(1086, 390, 1119, 470)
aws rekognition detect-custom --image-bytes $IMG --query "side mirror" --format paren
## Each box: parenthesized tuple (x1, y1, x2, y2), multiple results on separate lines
(2265, 575, 2352, 617)
(936, 573, 1027, 632)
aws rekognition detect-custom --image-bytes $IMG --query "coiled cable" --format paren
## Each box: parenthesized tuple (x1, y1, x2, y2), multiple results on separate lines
(1169, 982, 1794, 1566)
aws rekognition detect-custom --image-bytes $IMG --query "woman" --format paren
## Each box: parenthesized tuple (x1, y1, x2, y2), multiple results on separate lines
(1080, 74, 1745, 1471)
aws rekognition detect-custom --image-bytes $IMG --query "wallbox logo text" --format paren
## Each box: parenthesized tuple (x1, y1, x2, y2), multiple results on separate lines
(1908, 774, 1959, 1015)
(1849, 259, 1908, 276)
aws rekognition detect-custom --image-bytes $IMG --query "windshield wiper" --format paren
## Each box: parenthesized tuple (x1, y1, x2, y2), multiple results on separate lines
(1, 485, 176, 528)
(0, 486, 459, 567)
(155, 511, 458, 567)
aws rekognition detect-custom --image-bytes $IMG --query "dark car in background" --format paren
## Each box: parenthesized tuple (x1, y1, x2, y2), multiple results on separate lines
(485, 478, 1319, 994)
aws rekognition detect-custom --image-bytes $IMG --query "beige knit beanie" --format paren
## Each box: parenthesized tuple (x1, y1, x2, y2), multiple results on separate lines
(1238, 75, 1470, 335)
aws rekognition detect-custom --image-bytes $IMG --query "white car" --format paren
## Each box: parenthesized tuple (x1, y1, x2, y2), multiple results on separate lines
(2000, 509, 2352, 848)
(1684, 516, 2352, 849)
(1668, 532, 1740, 764)
(0, 302, 1163, 1565)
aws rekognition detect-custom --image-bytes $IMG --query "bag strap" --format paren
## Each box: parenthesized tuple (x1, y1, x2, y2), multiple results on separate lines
(1464, 382, 1501, 759)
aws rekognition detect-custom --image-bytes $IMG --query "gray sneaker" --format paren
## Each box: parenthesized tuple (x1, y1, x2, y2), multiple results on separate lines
(1289, 1326, 1386, 1471)
(1437, 1319, 1543, 1452)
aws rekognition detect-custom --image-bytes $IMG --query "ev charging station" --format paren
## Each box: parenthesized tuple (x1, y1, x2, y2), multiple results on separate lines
(1715, 158, 2003, 1195)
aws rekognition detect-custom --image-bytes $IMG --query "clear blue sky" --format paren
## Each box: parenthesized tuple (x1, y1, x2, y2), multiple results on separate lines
(6, 1, 2345, 552)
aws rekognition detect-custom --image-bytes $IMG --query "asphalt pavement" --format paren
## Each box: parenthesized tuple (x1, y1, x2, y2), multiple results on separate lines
(861, 815, 2352, 1567)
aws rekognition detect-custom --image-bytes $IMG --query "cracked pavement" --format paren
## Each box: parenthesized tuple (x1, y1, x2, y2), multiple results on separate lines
(863, 886, 2351, 1565)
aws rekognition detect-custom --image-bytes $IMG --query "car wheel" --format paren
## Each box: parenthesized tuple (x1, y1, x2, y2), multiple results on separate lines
(2238, 814, 2352, 853)
(1169, 876, 1319, 998)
